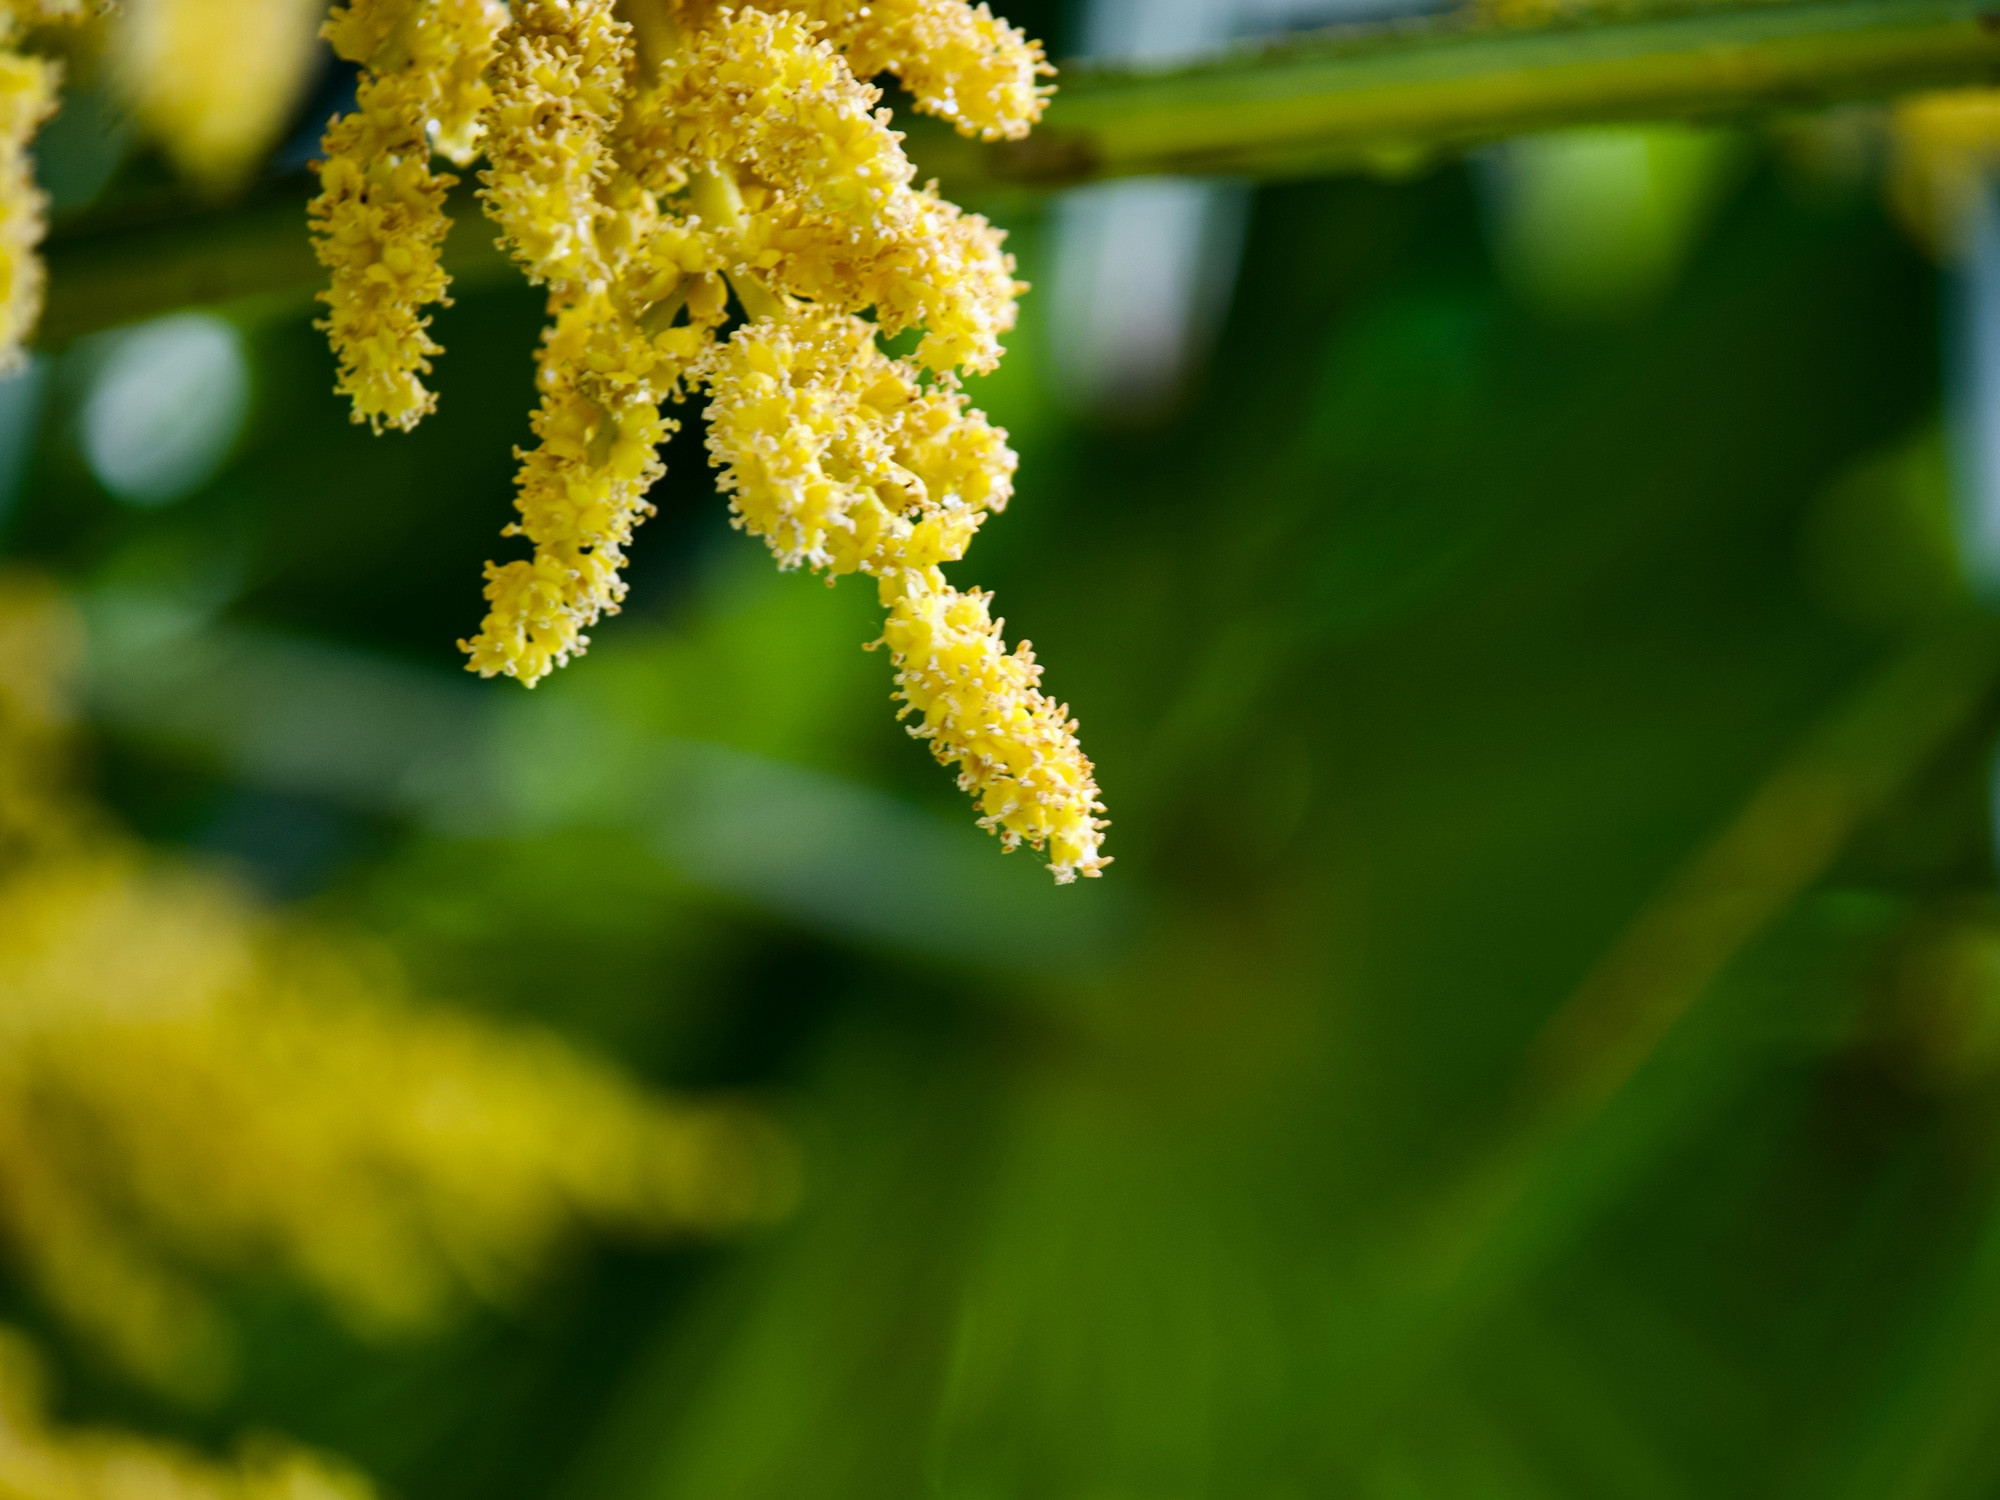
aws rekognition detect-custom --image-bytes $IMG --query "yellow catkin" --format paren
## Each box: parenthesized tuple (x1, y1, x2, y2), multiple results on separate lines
(111, 0, 326, 194)
(880, 573, 1107, 880)
(479, 0, 629, 287)
(458, 270, 712, 685)
(704, 307, 1107, 881)
(0, 1329, 374, 1500)
(464, 0, 733, 683)
(309, 0, 508, 432)
(0, 22, 56, 374)
(0, 576, 792, 1396)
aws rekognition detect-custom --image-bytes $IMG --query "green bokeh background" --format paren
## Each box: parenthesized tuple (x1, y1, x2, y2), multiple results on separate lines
(18, 11, 2000, 1492)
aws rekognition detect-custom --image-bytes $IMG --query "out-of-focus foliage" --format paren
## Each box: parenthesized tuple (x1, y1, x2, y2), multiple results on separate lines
(1484, 124, 1745, 320)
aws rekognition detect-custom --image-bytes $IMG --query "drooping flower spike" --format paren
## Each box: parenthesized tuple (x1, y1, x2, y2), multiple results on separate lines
(309, 0, 509, 432)
(0, 0, 95, 374)
(310, 0, 1104, 881)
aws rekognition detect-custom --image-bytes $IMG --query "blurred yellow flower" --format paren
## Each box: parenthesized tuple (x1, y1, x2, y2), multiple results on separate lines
(0, 1328, 372, 1500)
(111, 0, 326, 194)
(1891, 88, 2000, 255)
(0, 577, 794, 1400)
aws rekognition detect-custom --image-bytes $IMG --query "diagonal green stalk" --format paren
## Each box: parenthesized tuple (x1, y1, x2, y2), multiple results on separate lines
(1313, 615, 2000, 1455)
(1521, 615, 2000, 1126)
(926, 0, 2000, 186)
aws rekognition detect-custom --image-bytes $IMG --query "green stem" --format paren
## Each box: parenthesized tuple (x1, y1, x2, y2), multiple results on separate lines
(917, 0, 2000, 187)
(723, 270, 787, 323)
(686, 165, 746, 232)
(1316, 614, 2000, 1443)
(683, 167, 788, 321)
(38, 184, 516, 348)
(617, 0, 683, 73)
(1524, 613, 2000, 1125)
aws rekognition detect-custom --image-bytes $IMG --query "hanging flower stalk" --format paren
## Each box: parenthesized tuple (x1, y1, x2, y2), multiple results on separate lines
(310, 0, 1108, 882)
(309, 0, 509, 431)
(0, 1, 91, 373)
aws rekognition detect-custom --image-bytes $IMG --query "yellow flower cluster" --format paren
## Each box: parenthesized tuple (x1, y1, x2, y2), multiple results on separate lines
(462, 0, 714, 685)
(0, 578, 792, 1400)
(313, 0, 1105, 880)
(481, 0, 629, 288)
(308, 0, 509, 431)
(0, 1329, 371, 1500)
(669, 0, 1051, 141)
(0, 53, 51, 376)
(0, 1, 91, 373)
(659, 8, 1022, 375)
(782, 0, 1054, 143)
